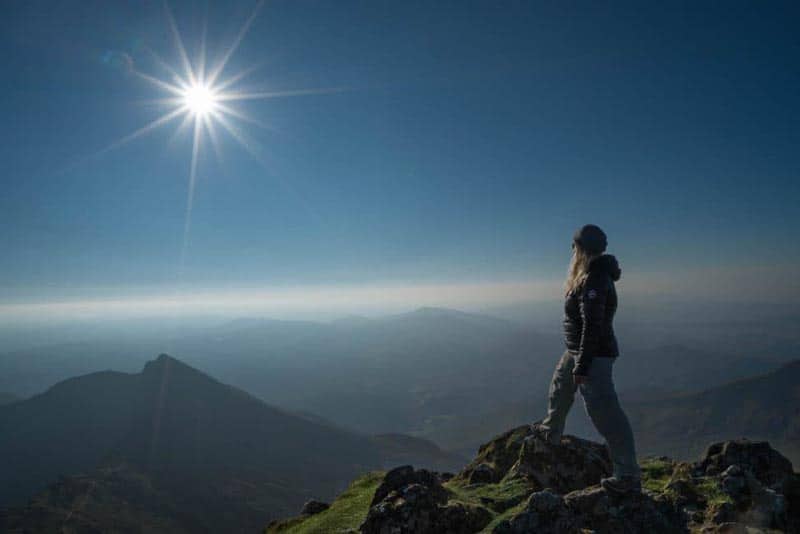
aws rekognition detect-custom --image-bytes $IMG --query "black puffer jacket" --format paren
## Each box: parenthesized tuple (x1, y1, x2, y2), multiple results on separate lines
(563, 254, 621, 376)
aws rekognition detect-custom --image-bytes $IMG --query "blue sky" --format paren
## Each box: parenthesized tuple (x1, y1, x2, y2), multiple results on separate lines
(1, 1, 798, 314)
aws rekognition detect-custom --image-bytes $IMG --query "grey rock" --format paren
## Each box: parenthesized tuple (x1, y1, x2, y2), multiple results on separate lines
(509, 432, 612, 493)
(720, 472, 748, 504)
(361, 468, 490, 534)
(496, 486, 687, 534)
(467, 463, 495, 485)
(357, 433, 799, 534)
(300, 499, 329, 516)
(721, 465, 743, 478)
(708, 501, 736, 524)
(526, 489, 563, 514)
(695, 439, 794, 490)
(457, 426, 534, 485)
(370, 465, 445, 507)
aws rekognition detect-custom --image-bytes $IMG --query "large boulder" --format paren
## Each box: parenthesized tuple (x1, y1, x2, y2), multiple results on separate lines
(457, 424, 611, 493)
(360, 474, 490, 534)
(694, 439, 795, 490)
(370, 465, 446, 507)
(507, 431, 612, 493)
(495, 486, 687, 534)
(693, 439, 800, 531)
(458, 426, 533, 485)
(300, 499, 329, 516)
(361, 482, 446, 534)
(713, 464, 790, 530)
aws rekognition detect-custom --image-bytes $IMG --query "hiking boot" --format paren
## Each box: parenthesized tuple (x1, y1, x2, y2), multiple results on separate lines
(601, 476, 641, 495)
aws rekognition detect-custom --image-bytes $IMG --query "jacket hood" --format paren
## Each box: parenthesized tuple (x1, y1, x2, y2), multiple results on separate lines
(589, 254, 621, 282)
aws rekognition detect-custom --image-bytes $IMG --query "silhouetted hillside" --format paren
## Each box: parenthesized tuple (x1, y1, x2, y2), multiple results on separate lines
(0, 355, 458, 532)
(611, 344, 785, 397)
(630, 359, 800, 463)
(415, 360, 800, 464)
(0, 466, 189, 533)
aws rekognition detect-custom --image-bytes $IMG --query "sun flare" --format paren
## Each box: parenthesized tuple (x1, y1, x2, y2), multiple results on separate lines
(105, 1, 341, 266)
(183, 84, 217, 116)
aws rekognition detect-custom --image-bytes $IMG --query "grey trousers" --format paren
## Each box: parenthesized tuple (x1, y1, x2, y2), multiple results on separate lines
(540, 351, 640, 479)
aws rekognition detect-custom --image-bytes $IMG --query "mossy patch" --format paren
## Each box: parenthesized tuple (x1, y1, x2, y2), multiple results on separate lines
(445, 477, 532, 507)
(444, 477, 535, 533)
(265, 471, 385, 534)
(640, 456, 733, 518)
(641, 457, 675, 493)
(266, 471, 534, 534)
(694, 478, 732, 507)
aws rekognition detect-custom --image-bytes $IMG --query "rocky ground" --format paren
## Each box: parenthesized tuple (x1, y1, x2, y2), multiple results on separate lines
(267, 425, 800, 533)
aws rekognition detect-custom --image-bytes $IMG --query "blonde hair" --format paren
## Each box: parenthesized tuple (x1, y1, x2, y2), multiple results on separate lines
(564, 245, 600, 296)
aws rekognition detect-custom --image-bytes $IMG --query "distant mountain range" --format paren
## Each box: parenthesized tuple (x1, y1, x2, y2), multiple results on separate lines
(630, 359, 800, 462)
(0, 308, 789, 444)
(0, 354, 462, 532)
(415, 359, 800, 466)
(1, 339, 797, 531)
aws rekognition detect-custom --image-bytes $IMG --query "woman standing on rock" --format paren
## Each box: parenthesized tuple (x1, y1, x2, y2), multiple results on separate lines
(536, 224, 641, 494)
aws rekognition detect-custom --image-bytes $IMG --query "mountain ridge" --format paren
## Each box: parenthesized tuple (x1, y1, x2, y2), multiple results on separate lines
(0, 354, 462, 532)
(630, 357, 800, 462)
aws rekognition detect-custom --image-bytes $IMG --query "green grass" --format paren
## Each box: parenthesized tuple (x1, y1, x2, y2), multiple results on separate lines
(640, 458, 675, 493)
(265, 472, 534, 534)
(444, 477, 535, 533)
(445, 477, 532, 507)
(694, 478, 732, 507)
(265, 471, 385, 534)
(265, 451, 743, 534)
(267, 457, 735, 534)
(640, 457, 732, 513)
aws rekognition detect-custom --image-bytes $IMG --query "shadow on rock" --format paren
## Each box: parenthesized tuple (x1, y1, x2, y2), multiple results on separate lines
(495, 486, 687, 534)
(361, 466, 490, 534)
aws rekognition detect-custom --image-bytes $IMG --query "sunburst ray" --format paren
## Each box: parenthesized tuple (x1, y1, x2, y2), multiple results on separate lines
(206, 0, 265, 86)
(100, 2, 345, 266)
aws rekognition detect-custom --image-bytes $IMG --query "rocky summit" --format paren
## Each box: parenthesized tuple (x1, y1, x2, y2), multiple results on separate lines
(267, 425, 800, 533)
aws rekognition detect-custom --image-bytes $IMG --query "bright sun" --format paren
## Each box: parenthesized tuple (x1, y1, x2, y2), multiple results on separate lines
(109, 1, 338, 264)
(183, 84, 217, 116)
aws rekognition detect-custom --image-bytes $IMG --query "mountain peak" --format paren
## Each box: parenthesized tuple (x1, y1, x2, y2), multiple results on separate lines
(154, 352, 174, 364)
(413, 306, 462, 315)
(139, 353, 223, 391)
(142, 353, 194, 374)
(400, 307, 495, 322)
